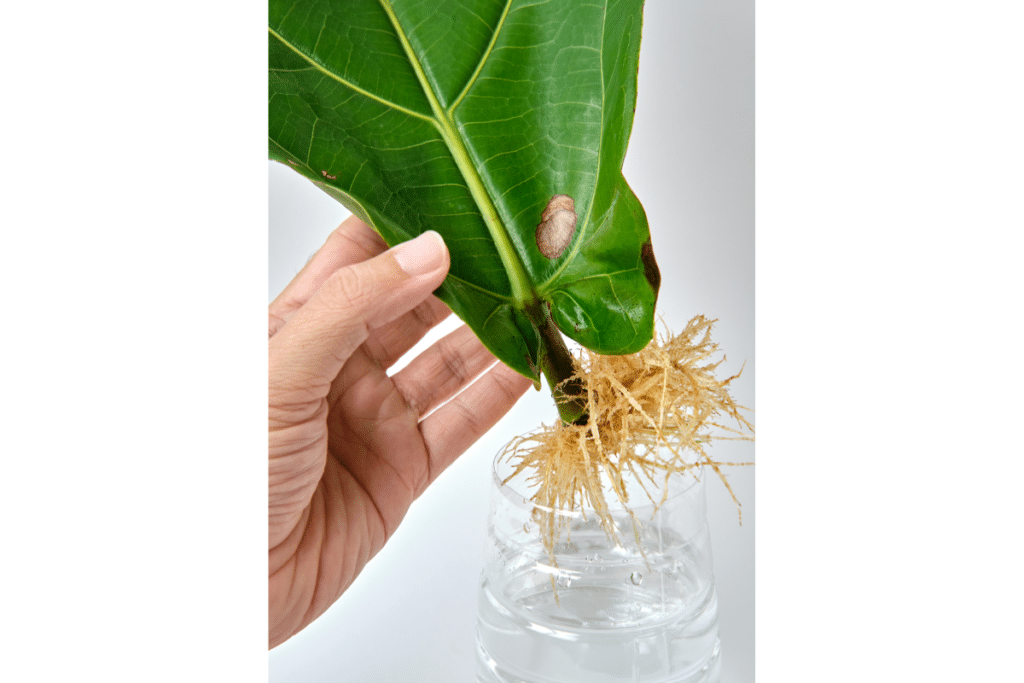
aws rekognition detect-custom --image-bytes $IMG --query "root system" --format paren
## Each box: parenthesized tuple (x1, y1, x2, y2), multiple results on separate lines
(500, 315, 754, 556)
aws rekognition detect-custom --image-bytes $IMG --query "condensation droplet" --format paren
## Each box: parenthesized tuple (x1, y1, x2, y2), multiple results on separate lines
(556, 575, 572, 589)
(628, 571, 644, 586)
(523, 523, 531, 534)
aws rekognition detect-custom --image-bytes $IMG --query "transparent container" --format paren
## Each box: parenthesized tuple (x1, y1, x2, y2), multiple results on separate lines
(475, 453, 721, 683)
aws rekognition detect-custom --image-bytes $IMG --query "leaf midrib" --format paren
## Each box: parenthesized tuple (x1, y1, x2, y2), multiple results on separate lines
(377, 0, 534, 309)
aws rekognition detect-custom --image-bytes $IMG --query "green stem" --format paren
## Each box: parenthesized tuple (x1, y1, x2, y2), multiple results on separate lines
(534, 307, 588, 425)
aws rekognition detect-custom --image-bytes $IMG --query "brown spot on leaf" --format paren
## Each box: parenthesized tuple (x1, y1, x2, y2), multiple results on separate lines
(641, 239, 660, 302)
(536, 194, 576, 259)
(321, 170, 336, 180)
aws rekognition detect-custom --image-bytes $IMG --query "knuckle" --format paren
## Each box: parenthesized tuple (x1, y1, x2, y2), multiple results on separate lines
(452, 397, 484, 434)
(409, 301, 434, 329)
(396, 377, 432, 416)
(325, 265, 372, 309)
(334, 216, 385, 252)
(412, 298, 448, 329)
(439, 342, 471, 386)
(493, 366, 526, 403)
(268, 311, 288, 337)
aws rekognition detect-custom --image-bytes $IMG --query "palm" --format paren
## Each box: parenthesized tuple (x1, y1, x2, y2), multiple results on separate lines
(325, 354, 433, 557)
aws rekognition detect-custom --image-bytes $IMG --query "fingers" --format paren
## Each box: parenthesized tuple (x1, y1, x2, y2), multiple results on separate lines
(391, 324, 499, 416)
(324, 290, 451, 415)
(419, 363, 533, 485)
(269, 215, 387, 338)
(270, 231, 449, 401)
(362, 295, 452, 370)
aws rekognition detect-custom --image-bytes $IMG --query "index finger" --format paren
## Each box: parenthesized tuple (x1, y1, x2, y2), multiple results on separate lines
(269, 214, 387, 337)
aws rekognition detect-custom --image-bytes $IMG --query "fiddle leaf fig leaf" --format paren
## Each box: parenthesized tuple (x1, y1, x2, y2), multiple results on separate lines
(269, 0, 659, 383)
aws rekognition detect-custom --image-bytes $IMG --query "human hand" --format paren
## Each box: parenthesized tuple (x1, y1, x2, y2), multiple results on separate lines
(269, 216, 532, 648)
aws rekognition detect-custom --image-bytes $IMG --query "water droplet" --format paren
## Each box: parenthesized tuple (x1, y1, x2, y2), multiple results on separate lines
(628, 571, 644, 586)
(556, 575, 572, 588)
(523, 523, 531, 534)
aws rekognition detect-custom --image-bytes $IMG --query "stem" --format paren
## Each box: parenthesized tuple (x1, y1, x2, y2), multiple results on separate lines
(535, 308, 588, 425)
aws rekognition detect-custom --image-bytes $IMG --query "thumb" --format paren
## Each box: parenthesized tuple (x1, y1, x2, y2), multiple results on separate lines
(270, 230, 449, 395)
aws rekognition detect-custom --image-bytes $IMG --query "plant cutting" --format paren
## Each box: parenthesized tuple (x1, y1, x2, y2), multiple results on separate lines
(270, 0, 751, 542)
(271, 0, 658, 420)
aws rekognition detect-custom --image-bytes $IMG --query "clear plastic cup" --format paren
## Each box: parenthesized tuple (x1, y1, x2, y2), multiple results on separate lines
(476, 452, 721, 683)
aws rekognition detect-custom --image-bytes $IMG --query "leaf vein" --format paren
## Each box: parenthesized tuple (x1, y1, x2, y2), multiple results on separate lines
(448, 0, 514, 114)
(268, 27, 434, 124)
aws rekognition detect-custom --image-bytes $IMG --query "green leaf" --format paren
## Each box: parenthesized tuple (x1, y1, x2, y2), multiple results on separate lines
(269, 0, 659, 383)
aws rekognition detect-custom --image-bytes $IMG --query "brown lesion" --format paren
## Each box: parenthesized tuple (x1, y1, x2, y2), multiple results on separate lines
(536, 194, 577, 259)
(641, 239, 660, 302)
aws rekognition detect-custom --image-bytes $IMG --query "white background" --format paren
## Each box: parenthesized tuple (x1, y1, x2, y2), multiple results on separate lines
(269, 1, 754, 680)
(3, 1, 1022, 682)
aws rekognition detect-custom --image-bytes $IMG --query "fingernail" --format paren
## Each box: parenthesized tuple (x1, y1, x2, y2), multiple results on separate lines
(393, 231, 447, 276)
